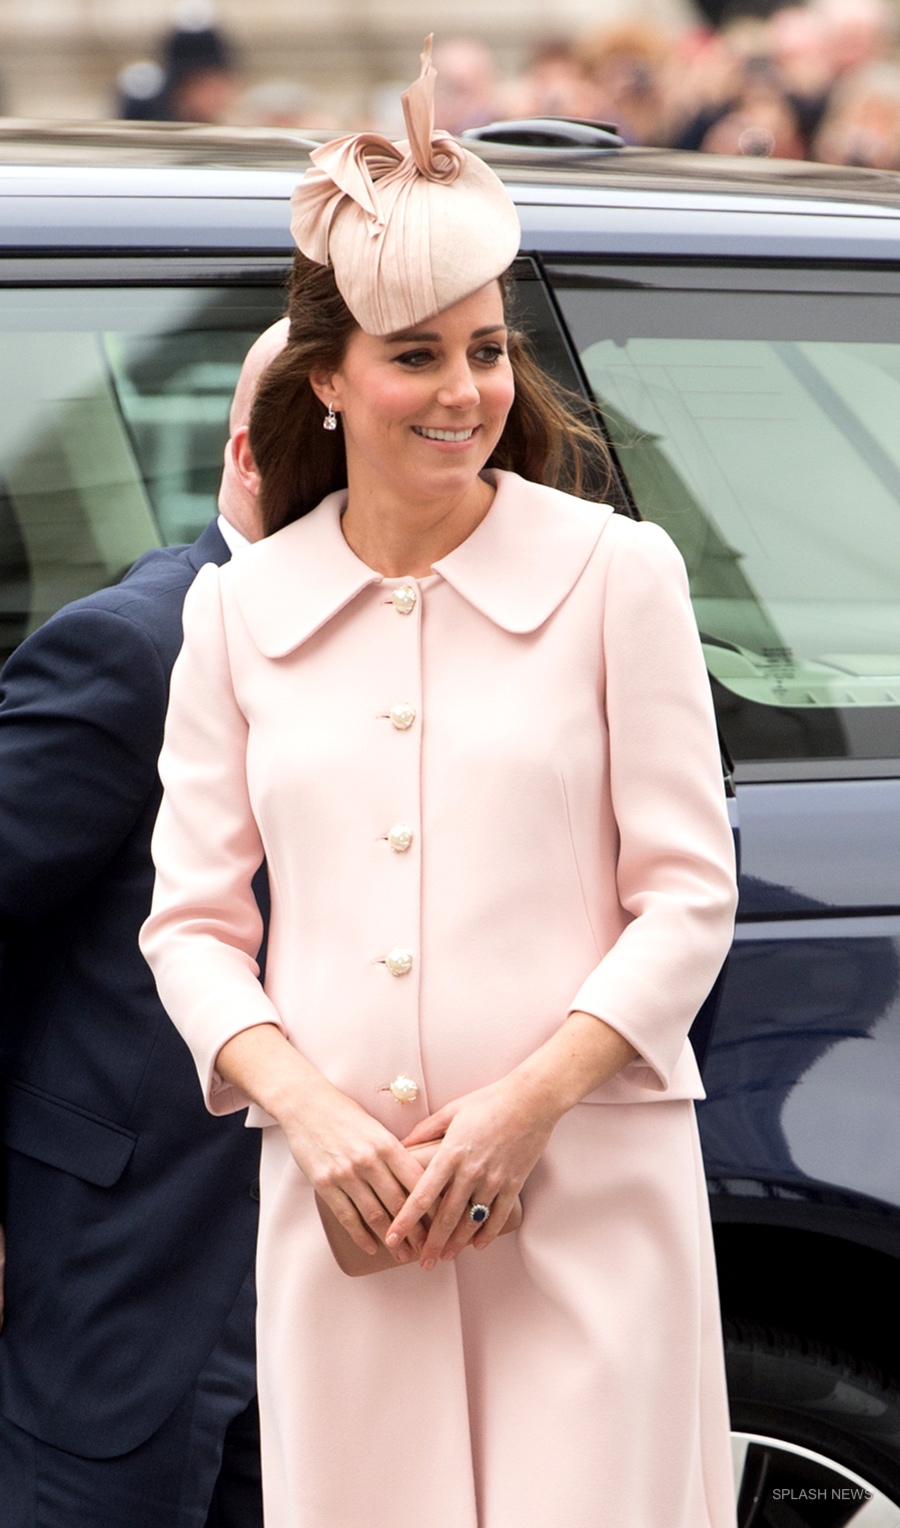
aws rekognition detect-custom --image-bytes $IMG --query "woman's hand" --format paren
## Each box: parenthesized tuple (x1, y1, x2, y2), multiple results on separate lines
(279, 1075, 429, 1263)
(384, 1009, 638, 1269)
(385, 1073, 556, 1268)
(215, 1023, 428, 1264)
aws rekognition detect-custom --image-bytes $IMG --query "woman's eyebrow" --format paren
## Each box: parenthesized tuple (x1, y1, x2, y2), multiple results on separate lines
(384, 323, 508, 344)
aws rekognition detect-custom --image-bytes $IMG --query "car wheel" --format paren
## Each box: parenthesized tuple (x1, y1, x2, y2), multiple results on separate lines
(725, 1319, 900, 1524)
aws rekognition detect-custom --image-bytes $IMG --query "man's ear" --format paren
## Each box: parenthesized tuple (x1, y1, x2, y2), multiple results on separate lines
(231, 426, 261, 496)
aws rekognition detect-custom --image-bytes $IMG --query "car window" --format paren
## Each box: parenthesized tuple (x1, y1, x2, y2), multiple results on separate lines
(0, 285, 284, 664)
(550, 263, 900, 772)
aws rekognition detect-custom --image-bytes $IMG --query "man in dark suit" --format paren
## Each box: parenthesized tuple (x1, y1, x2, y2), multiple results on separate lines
(0, 319, 287, 1527)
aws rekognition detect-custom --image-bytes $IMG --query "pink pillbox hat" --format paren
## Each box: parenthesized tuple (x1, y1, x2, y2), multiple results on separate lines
(289, 37, 521, 336)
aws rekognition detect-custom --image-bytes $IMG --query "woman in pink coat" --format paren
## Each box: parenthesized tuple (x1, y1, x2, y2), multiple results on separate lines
(142, 43, 738, 1528)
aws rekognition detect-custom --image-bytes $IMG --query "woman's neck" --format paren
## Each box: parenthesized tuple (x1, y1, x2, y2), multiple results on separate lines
(340, 475, 495, 578)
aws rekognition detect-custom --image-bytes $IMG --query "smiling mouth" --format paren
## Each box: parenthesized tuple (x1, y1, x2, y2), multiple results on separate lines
(412, 426, 478, 442)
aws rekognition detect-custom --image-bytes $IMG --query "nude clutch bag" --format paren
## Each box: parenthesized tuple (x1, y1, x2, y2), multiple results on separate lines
(316, 1139, 523, 1277)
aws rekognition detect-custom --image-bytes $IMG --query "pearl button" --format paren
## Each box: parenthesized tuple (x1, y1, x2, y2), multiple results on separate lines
(385, 946, 413, 976)
(392, 585, 417, 615)
(389, 701, 416, 730)
(389, 1075, 419, 1103)
(387, 823, 413, 853)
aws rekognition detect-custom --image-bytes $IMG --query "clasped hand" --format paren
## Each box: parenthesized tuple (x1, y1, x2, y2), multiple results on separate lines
(387, 1075, 555, 1269)
(286, 1073, 555, 1271)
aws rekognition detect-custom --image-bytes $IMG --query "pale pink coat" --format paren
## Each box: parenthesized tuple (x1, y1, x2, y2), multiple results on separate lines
(141, 470, 739, 1528)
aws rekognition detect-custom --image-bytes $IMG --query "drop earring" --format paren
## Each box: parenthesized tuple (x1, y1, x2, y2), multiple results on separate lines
(323, 402, 338, 432)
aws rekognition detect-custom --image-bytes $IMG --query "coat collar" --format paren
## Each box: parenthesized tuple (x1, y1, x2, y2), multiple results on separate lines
(230, 470, 614, 659)
(186, 516, 231, 573)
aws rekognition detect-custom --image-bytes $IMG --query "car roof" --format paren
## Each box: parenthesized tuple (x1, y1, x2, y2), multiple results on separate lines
(2, 119, 900, 261)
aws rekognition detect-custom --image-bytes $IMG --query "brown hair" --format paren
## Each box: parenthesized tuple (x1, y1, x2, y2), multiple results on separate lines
(249, 252, 611, 537)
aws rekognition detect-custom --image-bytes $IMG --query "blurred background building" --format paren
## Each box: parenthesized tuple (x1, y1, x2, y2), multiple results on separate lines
(2, 0, 900, 167)
(0, 0, 687, 123)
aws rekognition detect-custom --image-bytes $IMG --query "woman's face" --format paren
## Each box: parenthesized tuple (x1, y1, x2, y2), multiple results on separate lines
(316, 281, 515, 507)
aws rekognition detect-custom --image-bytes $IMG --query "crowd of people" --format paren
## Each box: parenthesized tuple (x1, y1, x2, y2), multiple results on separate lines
(464, 0, 900, 165)
(117, 0, 900, 169)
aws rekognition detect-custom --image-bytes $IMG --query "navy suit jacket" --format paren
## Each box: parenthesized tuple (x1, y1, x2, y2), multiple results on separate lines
(0, 520, 261, 1458)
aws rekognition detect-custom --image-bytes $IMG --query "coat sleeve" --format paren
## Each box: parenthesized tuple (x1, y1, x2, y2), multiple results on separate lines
(140, 563, 283, 1115)
(0, 606, 168, 934)
(568, 518, 738, 1092)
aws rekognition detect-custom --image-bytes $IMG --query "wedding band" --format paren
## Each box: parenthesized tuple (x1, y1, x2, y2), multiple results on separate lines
(469, 1202, 491, 1226)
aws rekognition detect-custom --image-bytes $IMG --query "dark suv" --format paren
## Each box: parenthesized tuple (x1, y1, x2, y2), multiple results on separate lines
(3, 119, 900, 1525)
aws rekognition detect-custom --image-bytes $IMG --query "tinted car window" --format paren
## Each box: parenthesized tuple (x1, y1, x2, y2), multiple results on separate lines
(551, 262, 900, 767)
(0, 284, 284, 663)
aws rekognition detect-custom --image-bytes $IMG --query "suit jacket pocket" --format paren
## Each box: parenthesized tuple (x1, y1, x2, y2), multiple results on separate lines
(2, 1080, 137, 1187)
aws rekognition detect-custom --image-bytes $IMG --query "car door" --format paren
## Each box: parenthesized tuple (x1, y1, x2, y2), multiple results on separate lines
(544, 255, 900, 1217)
